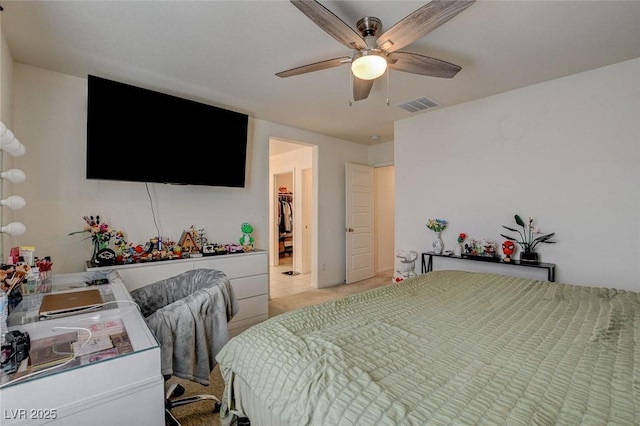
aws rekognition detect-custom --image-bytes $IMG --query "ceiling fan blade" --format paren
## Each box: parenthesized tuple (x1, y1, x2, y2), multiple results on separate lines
(276, 57, 351, 78)
(353, 77, 374, 101)
(290, 0, 366, 50)
(377, 0, 475, 53)
(388, 52, 461, 78)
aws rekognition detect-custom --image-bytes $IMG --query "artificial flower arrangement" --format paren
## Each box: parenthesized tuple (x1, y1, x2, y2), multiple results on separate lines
(68, 215, 124, 265)
(454, 232, 467, 256)
(68, 215, 117, 250)
(500, 214, 556, 262)
(426, 218, 448, 233)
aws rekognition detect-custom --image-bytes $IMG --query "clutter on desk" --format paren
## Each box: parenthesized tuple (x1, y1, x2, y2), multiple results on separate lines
(1, 319, 133, 381)
(0, 263, 29, 295)
(0, 253, 55, 347)
(1, 330, 30, 374)
(1, 251, 54, 298)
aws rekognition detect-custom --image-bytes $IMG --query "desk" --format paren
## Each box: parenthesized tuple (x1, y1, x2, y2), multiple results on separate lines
(0, 271, 164, 425)
(422, 251, 556, 282)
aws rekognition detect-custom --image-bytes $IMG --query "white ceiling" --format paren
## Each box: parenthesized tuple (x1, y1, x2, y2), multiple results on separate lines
(2, 1, 639, 146)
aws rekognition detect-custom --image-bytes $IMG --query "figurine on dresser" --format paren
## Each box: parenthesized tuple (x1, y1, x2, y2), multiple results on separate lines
(239, 223, 254, 251)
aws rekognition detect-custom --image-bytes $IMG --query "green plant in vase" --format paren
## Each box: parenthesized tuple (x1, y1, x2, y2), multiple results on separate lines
(500, 214, 556, 264)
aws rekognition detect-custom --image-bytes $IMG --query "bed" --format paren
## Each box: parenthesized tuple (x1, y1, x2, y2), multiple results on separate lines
(215, 270, 640, 425)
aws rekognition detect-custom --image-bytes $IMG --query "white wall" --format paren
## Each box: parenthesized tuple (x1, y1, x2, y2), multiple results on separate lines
(395, 58, 640, 291)
(8, 62, 371, 288)
(369, 141, 394, 166)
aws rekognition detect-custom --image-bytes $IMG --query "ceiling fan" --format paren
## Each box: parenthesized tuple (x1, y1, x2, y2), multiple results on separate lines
(276, 0, 476, 102)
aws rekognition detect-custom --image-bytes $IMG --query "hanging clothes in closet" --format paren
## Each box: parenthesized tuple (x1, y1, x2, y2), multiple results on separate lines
(278, 192, 294, 257)
(278, 193, 293, 234)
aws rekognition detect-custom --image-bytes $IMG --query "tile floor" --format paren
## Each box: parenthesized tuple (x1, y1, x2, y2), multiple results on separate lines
(269, 256, 313, 298)
(269, 255, 394, 299)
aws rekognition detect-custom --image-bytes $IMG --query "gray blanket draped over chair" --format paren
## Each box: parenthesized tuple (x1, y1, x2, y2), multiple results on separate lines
(130, 268, 239, 385)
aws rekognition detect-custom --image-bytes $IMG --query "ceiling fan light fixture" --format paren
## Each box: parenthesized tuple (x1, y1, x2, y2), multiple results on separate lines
(351, 50, 387, 80)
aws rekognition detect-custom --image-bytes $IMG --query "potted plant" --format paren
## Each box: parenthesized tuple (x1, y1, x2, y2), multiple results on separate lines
(500, 214, 556, 264)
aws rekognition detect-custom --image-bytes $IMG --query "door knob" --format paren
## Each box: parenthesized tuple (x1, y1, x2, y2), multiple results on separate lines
(346, 228, 354, 232)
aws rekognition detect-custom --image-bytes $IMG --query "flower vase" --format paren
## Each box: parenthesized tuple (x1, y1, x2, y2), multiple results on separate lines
(432, 232, 444, 254)
(520, 251, 539, 264)
(91, 240, 100, 266)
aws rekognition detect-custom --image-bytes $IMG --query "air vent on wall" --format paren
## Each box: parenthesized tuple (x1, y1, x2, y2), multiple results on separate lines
(396, 96, 440, 113)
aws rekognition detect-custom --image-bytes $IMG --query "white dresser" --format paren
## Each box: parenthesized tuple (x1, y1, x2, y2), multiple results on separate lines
(86, 250, 269, 335)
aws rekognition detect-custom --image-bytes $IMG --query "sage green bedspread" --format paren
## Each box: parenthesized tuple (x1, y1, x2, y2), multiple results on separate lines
(216, 270, 640, 425)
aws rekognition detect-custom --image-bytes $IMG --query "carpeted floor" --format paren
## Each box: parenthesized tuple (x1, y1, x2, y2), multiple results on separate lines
(168, 271, 392, 425)
(165, 365, 226, 426)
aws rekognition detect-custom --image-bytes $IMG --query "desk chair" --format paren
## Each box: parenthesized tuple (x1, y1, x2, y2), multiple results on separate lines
(129, 268, 239, 426)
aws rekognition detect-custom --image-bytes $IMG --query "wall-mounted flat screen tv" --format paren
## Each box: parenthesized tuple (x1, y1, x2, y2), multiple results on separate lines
(86, 75, 248, 187)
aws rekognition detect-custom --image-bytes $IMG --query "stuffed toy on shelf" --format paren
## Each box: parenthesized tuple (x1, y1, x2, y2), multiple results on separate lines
(240, 223, 254, 251)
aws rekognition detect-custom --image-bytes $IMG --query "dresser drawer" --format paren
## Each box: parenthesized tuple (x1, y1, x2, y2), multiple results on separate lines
(195, 252, 267, 279)
(230, 274, 268, 300)
(230, 294, 269, 323)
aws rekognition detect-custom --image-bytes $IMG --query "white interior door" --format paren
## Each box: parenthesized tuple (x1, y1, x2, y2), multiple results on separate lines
(301, 168, 312, 273)
(345, 163, 374, 284)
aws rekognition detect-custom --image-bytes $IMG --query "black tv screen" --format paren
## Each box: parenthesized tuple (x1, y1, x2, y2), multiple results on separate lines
(86, 75, 248, 187)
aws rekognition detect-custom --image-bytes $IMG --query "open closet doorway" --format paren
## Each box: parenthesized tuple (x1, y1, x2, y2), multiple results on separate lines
(276, 172, 295, 269)
(269, 139, 315, 299)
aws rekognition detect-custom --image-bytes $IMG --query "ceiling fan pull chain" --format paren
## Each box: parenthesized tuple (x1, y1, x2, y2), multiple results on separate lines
(349, 68, 354, 107)
(386, 70, 390, 106)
